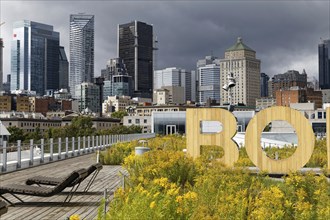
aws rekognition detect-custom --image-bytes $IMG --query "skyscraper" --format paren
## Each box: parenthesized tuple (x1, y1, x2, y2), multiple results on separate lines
(69, 14, 94, 96)
(260, 72, 270, 97)
(319, 39, 330, 89)
(101, 58, 132, 99)
(198, 64, 221, 104)
(220, 37, 260, 107)
(10, 20, 60, 95)
(154, 67, 195, 102)
(118, 21, 153, 98)
(75, 82, 100, 113)
(59, 46, 69, 90)
(196, 56, 220, 104)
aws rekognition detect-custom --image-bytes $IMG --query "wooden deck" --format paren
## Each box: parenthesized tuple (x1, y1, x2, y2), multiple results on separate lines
(0, 154, 125, 220)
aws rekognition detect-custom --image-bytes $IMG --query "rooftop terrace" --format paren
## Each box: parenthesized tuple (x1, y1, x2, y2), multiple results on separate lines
(0, 154, 124, 219)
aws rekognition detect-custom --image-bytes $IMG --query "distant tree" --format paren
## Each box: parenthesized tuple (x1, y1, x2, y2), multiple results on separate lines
(7, 126, 25, 143)
(70, 116, 96, 137)
(128, 125, 142, 134)
(111, 111, 128, 119)
(104, 125, 142, 134)
(24, 126, 43, 143)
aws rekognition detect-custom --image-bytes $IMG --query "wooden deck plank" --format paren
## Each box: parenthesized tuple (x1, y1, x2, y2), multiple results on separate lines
(0, 154, 124, 220)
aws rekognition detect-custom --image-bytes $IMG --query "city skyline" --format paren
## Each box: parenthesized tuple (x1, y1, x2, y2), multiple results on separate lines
(1, 0, 330, 83)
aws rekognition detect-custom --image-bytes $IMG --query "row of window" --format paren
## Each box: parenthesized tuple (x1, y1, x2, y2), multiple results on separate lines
(20, 122, 61, 127)
(128, 119, 148, 124)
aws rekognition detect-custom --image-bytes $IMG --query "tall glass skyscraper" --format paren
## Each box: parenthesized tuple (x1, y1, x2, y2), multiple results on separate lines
(319, 39, 330, 89)
(118, 21, 153, 98)
(59, 46, 69, 90)
(69, 14, 94, 96)
(198, 64, 221, 104)
(10, 20, 60, 95)
(101, 58, 133, 99)
(260, 72, 270, 97)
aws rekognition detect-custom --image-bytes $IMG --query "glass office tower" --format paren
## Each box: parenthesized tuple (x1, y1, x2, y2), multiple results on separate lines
(118, 21, 153, 98)
(69, 14, 94, 96)
(319, 39, 330, 89)
(10, 20, 60, 95)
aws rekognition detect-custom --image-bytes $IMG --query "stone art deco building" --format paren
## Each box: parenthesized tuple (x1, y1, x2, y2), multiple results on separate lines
(220, 37, 261, 107)
(69, 14, 94, 96)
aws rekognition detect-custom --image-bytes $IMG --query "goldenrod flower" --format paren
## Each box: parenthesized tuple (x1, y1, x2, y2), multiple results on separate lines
(150, 201, 156, 209)
(69, 214, 80, 220)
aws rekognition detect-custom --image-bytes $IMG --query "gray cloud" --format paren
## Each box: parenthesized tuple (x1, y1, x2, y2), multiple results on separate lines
(1, 0, 329, 83)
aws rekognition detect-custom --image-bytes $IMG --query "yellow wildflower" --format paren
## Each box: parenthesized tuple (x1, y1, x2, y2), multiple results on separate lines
(176, 207, 183, 214)
(175, 195, 183, 203)
(167, 187, 179, 196)
(183, 191, 198, 200)
(69, 214, 80, 220)
(150, 201, 156, 209)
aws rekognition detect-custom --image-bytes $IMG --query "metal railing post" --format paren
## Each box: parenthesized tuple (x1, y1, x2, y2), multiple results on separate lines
(96, 136, 99, 151)
(92, 136, 95, 152)
(29, 139, 34, 166)
(72, 137, 75, 157)
(88, 136, 91, 152)
(58, 137, 62, 159)
(17, 140, 21, 169)
(83, 136, 86, 153)
(50, 138, 53, 161)
(2, 141, 7, 172)
(40, 139, 44, 163)
(65, 137, 69, 158)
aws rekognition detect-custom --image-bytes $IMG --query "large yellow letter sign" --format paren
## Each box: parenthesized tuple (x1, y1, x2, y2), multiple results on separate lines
(245, 106, 315, 174)
(326, 108, 330, 172)
(186, 108, 239, 166)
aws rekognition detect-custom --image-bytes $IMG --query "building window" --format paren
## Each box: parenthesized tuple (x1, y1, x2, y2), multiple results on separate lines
(144, 119, 147, 123)
(128, 119, 132, 124)
(135, 119, 140, 124)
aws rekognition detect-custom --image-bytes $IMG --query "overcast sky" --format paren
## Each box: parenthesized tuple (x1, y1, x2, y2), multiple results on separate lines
(1, 0, 330, 83)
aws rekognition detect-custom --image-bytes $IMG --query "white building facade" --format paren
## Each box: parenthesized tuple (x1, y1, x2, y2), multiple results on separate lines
(153, 67, 195, 102)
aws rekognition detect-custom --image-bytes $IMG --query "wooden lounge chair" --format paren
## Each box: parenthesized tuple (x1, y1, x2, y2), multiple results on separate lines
(26, 163, 103, 192)
(0, 168, 88, 205)
(0, 200, 8, 216)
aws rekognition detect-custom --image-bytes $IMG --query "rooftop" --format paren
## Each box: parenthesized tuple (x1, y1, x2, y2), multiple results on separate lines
(0, 154, 124, 219)
(226, 37, 255, 52)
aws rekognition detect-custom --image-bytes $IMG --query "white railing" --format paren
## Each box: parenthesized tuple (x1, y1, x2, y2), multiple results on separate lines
(0, 133, 155, 173)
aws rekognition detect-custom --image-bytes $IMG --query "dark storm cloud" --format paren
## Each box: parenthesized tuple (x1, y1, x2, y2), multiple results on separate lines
(1, 0, 329, 82)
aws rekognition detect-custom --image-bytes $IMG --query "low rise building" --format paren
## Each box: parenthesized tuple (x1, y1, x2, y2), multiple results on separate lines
(131, 105, 188, 117)
(0, 96, 11, 111)
(256, 97, 276, 111)
(102, 96, 132, 114)
(153, 86, 185, 105)
(123, 115, 151, 133)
